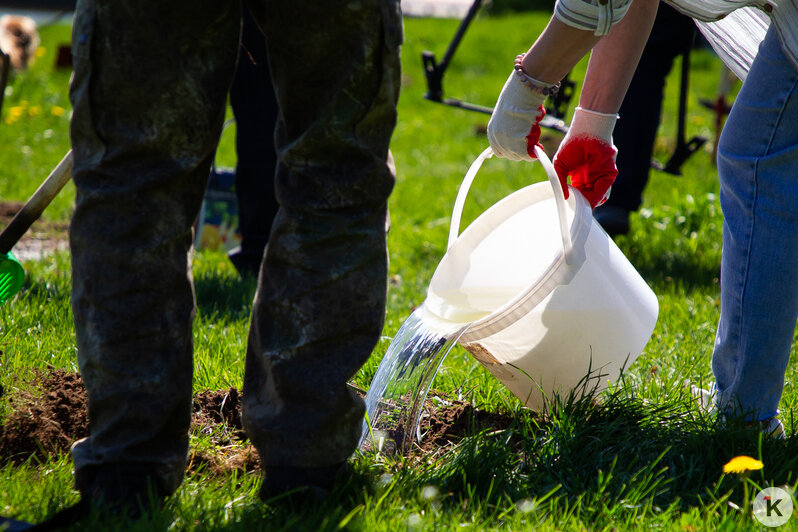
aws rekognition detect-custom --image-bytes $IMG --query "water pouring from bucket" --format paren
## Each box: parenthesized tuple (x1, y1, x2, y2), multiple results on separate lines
(359, 307, 468, 455)
(360, 146, 658, 454)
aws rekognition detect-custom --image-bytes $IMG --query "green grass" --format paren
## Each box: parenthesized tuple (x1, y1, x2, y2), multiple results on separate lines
(2, 11, 798, 531)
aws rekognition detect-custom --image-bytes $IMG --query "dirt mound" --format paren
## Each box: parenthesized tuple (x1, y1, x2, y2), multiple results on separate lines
(416, 397, 516, 454)
(0, 369, 517, 474)
(0, 372, 260, 476)
(193, 387, 244, 435)
(188, 387, 260, 476)
(0, 369, 88, 464)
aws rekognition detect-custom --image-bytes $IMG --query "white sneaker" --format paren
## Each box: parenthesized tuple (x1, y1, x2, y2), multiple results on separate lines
(686, 380, 785, 439)
(687, 381, 717, 414)
(757, 417, 785, 439)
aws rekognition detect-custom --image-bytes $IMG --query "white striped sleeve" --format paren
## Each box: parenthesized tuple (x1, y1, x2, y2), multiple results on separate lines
(554, 0, 634, 35)
(695, 6, 770, 80)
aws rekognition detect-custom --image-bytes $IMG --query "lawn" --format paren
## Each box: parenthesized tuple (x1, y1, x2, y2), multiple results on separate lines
(1, 10, 797, 531)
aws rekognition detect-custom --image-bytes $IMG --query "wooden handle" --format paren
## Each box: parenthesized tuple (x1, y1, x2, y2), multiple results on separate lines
(0, 150, 73, 254)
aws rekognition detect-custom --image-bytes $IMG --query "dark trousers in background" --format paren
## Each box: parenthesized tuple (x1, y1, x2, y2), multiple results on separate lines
(605, 3, 696, 213)
(227, 7, 279, 277)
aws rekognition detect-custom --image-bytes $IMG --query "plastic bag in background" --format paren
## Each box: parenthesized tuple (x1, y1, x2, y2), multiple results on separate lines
(195, 168, 242, 252)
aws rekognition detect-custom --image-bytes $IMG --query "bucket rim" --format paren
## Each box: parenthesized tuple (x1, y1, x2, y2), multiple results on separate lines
(426, 180, 592, 340)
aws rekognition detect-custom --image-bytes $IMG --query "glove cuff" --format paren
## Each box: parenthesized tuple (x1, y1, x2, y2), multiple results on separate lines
(500, 72, 548, 112)
(567, 107, 618, 143)
(514, 54, 561, 97)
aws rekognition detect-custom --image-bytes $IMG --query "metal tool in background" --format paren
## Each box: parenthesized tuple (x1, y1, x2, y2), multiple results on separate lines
(650, 39, 707, 175)
(419, 0, 574, 134)
(0, 150, 73, 305)
(419, 0, 706, 175)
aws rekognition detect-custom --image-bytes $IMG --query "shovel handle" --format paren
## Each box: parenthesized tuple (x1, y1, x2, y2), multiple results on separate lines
(0, 150, 73, 254)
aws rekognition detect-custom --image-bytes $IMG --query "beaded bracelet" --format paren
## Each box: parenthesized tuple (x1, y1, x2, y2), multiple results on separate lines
(514, 54, 560, 97)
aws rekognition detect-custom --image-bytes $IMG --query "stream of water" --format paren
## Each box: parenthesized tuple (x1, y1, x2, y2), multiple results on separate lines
(358, 305, 469, 454)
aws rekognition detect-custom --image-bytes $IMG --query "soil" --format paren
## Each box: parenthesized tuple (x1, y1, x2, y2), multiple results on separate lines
(0, 369, 88, 464)
(415, 396, 516, 454)
(0, 369, 517, 475)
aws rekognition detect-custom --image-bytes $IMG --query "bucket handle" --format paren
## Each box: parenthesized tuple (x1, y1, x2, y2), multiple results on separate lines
(447, 146, 577, 264)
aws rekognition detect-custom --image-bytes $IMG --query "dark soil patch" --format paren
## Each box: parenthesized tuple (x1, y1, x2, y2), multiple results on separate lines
(415, 397, 517, 455)
(192, 387, 244, 436)
(0, 369, 517, 474)
(365, 394, 520, 459)
(188, 387, 261, 476)
(0, 369, 88, 464)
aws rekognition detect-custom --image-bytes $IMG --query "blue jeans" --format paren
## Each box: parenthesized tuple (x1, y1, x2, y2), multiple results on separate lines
(713, 27, 798, 421)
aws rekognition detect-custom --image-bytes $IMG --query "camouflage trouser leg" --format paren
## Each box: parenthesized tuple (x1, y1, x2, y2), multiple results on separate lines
(241, 0, 402, 467)
(68, 0, 241, 494)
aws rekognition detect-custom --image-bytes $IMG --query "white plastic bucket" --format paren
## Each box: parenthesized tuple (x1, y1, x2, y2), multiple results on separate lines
(424, 146, 659, 410)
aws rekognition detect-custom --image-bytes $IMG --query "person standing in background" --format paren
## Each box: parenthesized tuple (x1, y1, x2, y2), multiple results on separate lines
(225, 6, 279, 278)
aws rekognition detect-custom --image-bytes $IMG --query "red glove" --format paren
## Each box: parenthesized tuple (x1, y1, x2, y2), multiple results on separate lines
(525, 105, 546, 159)
(553, 137, 618, 208)
(553, 107, 619, 208)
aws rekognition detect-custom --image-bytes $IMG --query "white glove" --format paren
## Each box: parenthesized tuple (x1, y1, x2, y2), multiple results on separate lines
(487, 72, 547, 161)
(561, 106, 617, 145)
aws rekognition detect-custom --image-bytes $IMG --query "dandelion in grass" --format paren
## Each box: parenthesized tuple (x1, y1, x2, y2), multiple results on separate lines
(723, 455, 764, 517)
(6, 106, 23, 125)
(723, 456, 763, 475)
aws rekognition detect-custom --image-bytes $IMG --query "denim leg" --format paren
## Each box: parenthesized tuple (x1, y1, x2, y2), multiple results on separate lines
(713, 27, 798, 421)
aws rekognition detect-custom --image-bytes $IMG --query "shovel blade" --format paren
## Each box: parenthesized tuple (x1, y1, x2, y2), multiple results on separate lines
(0, 252, 25, 304)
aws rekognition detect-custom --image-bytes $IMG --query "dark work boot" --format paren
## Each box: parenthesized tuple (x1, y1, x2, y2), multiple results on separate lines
(259, 462, 348, 503)
(593, 205, 631, 237)
(227, 245, 264, 278)
(30, 463, 166, 531)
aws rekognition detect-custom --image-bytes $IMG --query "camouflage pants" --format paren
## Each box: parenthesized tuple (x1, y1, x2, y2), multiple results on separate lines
(68, 0, 401, 494)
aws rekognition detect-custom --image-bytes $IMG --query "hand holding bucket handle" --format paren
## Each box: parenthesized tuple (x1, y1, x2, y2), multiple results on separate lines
(447, 146, 580, 265)
(552, 108, 619, 208)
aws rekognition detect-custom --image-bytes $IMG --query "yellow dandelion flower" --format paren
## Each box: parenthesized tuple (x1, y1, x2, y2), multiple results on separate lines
(723, 456, 764, 474)
(28, 106, 41, 117)
(35, 46, 46, 58)
(5, 115, 17, 125)
(8, 106, 23, 118)
(50, 106, 65, 117)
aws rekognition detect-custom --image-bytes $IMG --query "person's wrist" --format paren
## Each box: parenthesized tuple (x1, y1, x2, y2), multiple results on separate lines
(567, 106, 617, 142)
(513, 54, 560, 97)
